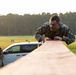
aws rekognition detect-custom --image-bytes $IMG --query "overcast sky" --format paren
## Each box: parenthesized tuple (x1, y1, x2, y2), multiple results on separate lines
(0, 0, 76, 15)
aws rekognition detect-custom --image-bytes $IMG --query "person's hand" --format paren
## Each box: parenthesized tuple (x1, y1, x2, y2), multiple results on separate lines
(54, 36, 62, 41)
(38, 35, 45, 43)
(45, 37, 51, 41)
(41, 36, 45, 42)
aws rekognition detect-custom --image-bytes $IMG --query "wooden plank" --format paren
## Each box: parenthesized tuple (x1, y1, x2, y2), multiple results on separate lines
(0, 41, 76, 75)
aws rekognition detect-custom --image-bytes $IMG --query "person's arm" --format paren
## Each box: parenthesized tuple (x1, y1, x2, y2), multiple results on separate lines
(62, 28, 75, 45)
(35, 23, 48, 42)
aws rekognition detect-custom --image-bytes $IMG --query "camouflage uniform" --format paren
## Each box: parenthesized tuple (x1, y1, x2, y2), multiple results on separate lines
(0, 48, 3, 67)
(35, 22, 75, 45)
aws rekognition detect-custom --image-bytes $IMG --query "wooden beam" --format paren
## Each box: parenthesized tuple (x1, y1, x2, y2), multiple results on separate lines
(0, 41, 76, 75)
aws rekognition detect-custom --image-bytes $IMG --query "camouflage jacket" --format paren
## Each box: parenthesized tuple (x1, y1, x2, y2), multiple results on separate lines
(35, 22, 75, 45)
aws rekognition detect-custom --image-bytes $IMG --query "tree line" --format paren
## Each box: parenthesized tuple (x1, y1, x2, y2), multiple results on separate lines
(0, 12, 76, 36)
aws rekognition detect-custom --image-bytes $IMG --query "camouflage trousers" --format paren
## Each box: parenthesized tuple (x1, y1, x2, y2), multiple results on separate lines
(0, 58, 3, 68)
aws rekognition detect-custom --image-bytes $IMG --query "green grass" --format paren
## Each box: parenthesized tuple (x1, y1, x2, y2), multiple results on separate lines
(61, 35, 76, 54)
(66, 42, 76, 54)
(0, 36, 76, 54)
(0, 36, 36, 49)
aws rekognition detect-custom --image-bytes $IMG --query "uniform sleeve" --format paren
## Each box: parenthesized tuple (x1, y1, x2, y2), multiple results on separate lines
(35, 23, 48, 42)
(62, 28, 75, 45)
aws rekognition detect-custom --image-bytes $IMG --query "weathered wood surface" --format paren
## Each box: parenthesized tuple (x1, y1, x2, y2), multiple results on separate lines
(0, 41, 76, 75)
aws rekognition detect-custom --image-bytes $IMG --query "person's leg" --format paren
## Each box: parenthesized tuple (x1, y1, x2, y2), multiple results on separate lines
(0, 58, 3, 68)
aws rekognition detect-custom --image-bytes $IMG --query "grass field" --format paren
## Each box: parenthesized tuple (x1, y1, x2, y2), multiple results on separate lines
(0, 36, 36, 49)
(0, 36, 76, 54)
(65, 42, 76, 54)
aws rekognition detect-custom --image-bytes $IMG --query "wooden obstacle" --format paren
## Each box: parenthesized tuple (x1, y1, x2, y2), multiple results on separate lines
(0, 41, 76, 75)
